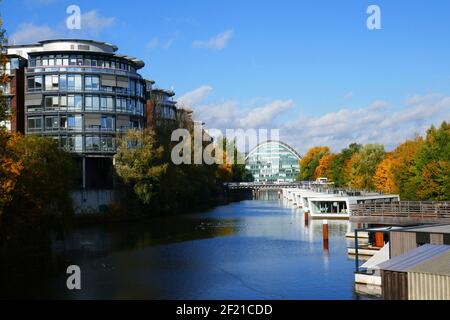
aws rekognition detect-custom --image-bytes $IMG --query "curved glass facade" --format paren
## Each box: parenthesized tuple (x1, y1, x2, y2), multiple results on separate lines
(245, 141, 301, 182)
(25, 51, 146, 155)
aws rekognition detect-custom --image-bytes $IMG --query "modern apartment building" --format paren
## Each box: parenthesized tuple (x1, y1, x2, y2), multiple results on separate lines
(145, 87, 178, 128)
(6, 39, 147, 190)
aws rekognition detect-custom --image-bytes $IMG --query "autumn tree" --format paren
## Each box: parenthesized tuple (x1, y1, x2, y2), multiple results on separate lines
(115, 129, 168, 205)
(329, 143, 362, 187)
(348, 144, 385, 190)
(388, 138, 424, 199)
(315, 153, 336, 180)
(298, 146, 330, 181)
(413, 122, 450, 200)
(0, 9, 20, 215)
(0, 135, 76, 249)
(373, 154, 398, 194)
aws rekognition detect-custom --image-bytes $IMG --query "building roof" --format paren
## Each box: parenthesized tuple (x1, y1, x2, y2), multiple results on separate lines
(378, 244, 450, 273)
(404, 225, 450, 235)
(7, 39, 145, 69)
(409, 251, 450, 276)
(38, 39, 119, 51)
(245, 140, 302, 161)
(152, 88, 176, 97)
(8, 39, 117, 50)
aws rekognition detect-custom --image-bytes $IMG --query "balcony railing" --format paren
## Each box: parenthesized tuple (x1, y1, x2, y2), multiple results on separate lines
(350, 201, 450, 219)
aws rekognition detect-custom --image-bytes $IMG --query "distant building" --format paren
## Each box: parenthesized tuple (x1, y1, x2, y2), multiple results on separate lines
(245, 140, 301, 182)
(1, 54, 26, 133)
(145, 87, 178, 128)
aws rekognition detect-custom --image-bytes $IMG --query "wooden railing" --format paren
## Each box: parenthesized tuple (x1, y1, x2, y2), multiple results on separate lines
(350, 201, 450, 219)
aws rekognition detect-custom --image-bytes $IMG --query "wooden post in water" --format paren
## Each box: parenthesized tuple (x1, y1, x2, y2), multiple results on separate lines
(323, 220, 329, 251)
(304, 210, 309, 227)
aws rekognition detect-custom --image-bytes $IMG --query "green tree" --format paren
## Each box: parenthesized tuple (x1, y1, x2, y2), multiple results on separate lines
(330, 143, 362, 187)
(114, 129, 168, 205)
(348, 144, 385, 190)
(413, 122, 450, 200)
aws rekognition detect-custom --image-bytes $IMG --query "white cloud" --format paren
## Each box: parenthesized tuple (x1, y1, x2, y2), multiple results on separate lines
(281, 93, 450, 154)
(146, 37, 159, 50)
(79, 10, 115, 35)
(10, 10, 115, 44)
(178, 85, 213, 108)
(193, 29, 234, 50)
(180, 87, 450, 155)
(240, 100, 294, 127)
(10, 23, 59, 44)
(179, 86, 293, 132)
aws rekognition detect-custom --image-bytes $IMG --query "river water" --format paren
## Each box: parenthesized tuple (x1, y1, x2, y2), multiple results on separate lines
(1, 195, 370, 300)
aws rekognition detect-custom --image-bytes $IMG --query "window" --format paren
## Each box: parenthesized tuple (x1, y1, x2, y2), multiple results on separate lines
(45, 75, 59, 91)
(60, 116, 67, 130)
(45, 96, 59, 110)
(27, 76, 43, 91)
(85, 75, 100, 91)
(60, 75, 67, 91)
(67, 94, 83, 111)
(61, 135, 82, 152)
(101, 96, 114, 112)
(67, 75, 82, 91)
(67, 115, 82, 131)
(101, 115, 114, 131)
(86, 135, 101, 151)
(60, 95, 67, 109)
(45, 116, 59, 131)
(69, 56, 77, 66)
(27, 117, 42, 132)
(85, 95, 100, 112)
(116, 97, 127, 113)
(101, 136, 115, 151)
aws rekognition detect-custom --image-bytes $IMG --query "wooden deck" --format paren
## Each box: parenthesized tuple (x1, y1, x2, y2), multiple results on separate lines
(350, 201, 450, 225)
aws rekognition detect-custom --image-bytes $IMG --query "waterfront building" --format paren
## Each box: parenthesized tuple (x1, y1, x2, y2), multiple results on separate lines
(6, 39, 147, 190)
(0, 54, 26, 133)
(145, 87, 178, 128)
(281, 187, 400, 219)
(379, 243, 450, 300)
(245, 140, 301, 183)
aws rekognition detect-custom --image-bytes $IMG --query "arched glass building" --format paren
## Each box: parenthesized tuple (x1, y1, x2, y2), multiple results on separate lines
(245, 141, 301, 182)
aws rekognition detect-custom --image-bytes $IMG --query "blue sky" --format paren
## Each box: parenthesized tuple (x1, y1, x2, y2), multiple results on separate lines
(2, 0, 450, 153)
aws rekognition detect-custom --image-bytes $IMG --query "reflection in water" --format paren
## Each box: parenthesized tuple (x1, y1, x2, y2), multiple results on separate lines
(1, 195, 366, 300)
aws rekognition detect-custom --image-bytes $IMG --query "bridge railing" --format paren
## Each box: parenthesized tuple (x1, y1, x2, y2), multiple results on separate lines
(350, 201, 450, 219)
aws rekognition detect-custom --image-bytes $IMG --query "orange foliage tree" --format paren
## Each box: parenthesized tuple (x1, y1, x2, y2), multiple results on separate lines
(373, 154, 398, 194)
(314, 153, 336, 181)
(298, 146, 330, 181)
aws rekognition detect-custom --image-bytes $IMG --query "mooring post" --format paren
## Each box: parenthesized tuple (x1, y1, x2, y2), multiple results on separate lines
(323, 219, 329, 251)
(304, 210, 309, 226)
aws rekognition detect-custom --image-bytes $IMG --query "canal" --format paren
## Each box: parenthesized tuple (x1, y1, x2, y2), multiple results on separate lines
(1, 194, 369, 300)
